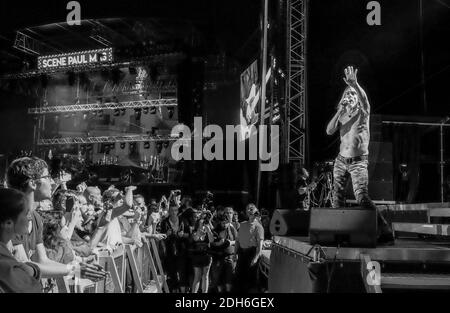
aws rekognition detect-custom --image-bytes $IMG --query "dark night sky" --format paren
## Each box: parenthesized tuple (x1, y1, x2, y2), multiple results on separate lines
(308, 0, 450, 162)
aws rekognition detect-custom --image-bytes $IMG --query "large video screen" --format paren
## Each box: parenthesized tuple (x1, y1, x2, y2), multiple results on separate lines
(239, 60, 260, 141)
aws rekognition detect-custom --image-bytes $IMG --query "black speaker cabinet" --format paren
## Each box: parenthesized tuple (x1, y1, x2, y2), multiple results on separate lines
(309, 207, 377, 247)
(269, 209, 310, 236)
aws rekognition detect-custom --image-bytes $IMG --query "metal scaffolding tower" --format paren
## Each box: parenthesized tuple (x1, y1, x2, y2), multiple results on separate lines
(285, 0, 308, 166)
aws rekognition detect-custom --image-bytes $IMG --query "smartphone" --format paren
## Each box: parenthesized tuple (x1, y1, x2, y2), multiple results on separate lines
(66, 197, 75, 213)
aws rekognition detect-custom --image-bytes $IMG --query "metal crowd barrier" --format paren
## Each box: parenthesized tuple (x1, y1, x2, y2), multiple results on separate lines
(54, 238, 169, 293)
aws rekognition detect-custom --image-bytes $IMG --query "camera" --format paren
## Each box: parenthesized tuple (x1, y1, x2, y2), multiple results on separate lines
(201, 191, 214, 210)
(200, 210, 213, 224)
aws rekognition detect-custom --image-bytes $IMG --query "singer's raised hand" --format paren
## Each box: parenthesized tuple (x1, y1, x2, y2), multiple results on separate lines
(343, 66, 358, 87)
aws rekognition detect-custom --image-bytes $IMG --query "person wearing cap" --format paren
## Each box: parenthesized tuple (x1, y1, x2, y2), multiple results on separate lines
(235, 203, 264, 292)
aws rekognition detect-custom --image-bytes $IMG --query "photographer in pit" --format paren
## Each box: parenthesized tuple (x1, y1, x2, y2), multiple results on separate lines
(175, 206, 197, 293)
(236, 203, 264, 293)
(209, 207, 238, 293)
(190, 208, 214, 293)
(160, 201, 184, 292)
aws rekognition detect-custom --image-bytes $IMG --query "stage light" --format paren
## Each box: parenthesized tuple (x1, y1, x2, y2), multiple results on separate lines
(168, 107, 174, 119)
(64, 113, 71, 118)
(86, 144, 93, 151)
(134, 108, 142, 120)
(109, 143, 115, 150)
(163, 141, 169, 148)
(143, 107, 149, 114)
(98, 110, 103, 117)
(120, 142, 126, 149)
(144, 142, 150, 149)
(129, 142, 137, 154)
(91, 111, 97, 116)
(113, 109, 120, 116)
(151, 127, 158, 135)
(156, 143, 162, 154)
(82, 112, 88, 120)
(121, 109, 126, 116)
(150, 107, 156, 114)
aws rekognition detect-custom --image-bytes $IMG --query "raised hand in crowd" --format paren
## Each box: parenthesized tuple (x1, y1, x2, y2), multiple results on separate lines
(76, 182, 88, 193)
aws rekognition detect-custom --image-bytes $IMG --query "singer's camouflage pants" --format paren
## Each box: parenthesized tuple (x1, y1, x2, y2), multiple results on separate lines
(332, 155, 374, 209)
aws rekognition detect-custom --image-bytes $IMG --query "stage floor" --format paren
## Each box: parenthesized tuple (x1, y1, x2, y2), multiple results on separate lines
(272, 236, 450, 263)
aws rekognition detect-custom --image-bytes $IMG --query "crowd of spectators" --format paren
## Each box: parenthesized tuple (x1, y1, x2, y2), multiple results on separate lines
(0, 156, 269, 293)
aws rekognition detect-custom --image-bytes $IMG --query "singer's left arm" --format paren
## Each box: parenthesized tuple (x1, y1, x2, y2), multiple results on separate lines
(343, 66, 370, 115)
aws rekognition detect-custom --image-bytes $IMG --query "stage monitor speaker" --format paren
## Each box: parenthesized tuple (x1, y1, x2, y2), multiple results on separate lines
(269, 209, 310, 236)
(309, 207, 377, 247)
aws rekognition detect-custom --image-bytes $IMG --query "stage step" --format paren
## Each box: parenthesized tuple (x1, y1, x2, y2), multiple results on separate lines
(392, 223, 450, 236)
(381, 273, 450, 290)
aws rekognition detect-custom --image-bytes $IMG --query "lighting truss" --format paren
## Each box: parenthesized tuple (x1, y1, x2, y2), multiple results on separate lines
(37, 134, 183, 146)
(286, 0, 307, 165)
(13, 31, 59, 56)
(28, 98, 177, 114)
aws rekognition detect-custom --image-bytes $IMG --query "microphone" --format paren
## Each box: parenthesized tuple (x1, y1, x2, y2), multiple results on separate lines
(341, 98, 350, 107)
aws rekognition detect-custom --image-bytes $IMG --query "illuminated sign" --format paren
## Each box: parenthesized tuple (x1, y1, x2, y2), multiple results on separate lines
(37, 48, 113, 70)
